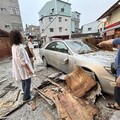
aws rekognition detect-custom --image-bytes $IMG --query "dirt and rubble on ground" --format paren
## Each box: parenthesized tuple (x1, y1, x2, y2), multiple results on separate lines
(0, 48, 120, 120)
(0, 65, 100, 120)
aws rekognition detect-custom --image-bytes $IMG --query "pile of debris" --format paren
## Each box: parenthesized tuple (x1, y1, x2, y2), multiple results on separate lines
(0, 66, 102, 120)
(0, 79, 24, 119)
(35, 66, 102, 120)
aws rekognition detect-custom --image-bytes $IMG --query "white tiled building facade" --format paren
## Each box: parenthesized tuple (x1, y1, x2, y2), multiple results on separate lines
(39, 0, 72, 43)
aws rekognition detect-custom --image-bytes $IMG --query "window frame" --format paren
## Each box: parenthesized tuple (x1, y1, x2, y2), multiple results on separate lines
(59, 27, 62, 32)
(88, 27, 92, 31)
(50, 28, 54, 32)
(58, 17, 62, 22)
(46, 41, 68, 54)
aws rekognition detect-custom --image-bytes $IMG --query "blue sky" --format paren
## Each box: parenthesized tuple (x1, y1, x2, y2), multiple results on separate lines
(18, 0, 117, 28)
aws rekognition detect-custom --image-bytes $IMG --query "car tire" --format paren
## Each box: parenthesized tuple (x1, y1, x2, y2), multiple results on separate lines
(42, 57, 48, 67)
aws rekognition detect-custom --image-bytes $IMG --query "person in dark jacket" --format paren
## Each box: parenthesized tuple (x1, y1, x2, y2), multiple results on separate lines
(98, 38, 120, 110)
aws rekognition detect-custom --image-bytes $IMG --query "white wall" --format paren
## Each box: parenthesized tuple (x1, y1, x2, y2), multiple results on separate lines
(40, 15, 71, 42)
(105, 8, 120, 27)
(82, 21, 99, 34)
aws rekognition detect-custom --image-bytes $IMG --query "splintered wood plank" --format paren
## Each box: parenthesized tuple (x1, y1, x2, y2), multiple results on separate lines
(43, 109, 54, 120)
(47, 79, 62, 88)
(40, 88, 58, 101)
(58, 91, 98, 120)
(53, 95, 71, 120)
(31, 98, 36, 111)
(35, 88, 54, 106)
(65, 66, 96, 97)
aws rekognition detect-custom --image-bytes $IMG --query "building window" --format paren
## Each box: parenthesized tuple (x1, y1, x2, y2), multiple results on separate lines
(59, 27, 62, 32)
(65, 19, 67, 21)
(16, 8, 20, 15)
(12, 23, 22, 31)
(61, 8, 64, 12)
(49, 17, 53, 22)
(42, 29, 44, 32)
(1, 8, 6, 11)
(41, 18, 43, 23)
(8, 7, 13, 14)
(52, 8, 54, 13)
(8, 7, 20, 15)
(88, 28, 92, 31)
(5, 25, 10, 28)
(50, 28, 54, 32)
(59, 17, 62, 22)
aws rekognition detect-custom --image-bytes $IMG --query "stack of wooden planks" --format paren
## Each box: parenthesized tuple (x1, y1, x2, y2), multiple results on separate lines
(36, 66, 98, 120)
(54, 90, 98, 120)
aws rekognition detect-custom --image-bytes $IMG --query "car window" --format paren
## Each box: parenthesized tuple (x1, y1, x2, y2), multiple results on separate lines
(45, 41, 68, 53)
(45, 42, 57, 51)
(66, 40, 93, 54)
(56, 42, 68, 53)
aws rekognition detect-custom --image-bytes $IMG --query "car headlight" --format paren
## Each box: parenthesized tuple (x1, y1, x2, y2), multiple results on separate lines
(104, 66, 114, 76)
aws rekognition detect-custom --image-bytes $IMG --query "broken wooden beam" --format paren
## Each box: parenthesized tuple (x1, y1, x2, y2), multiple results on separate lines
(47, 79, 62, 88)
(37, 81, 51, 89)
(34, 88, 54, 107)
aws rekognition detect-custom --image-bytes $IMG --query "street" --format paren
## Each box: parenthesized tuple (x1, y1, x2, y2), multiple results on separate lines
(0, 48, 120, 120)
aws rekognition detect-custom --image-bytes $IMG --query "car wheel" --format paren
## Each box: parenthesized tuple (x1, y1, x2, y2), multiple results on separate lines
(42, 57, 48, 67)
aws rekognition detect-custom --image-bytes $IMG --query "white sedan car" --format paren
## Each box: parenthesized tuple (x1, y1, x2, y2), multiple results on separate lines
(40, 39, 116, 94)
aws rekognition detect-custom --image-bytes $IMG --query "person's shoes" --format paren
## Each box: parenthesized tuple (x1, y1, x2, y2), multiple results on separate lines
(106, 103, 120, 110)
(23, 96, 34, 103)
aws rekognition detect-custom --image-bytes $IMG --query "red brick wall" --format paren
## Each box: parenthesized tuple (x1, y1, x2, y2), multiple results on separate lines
(0, 37, 11, 60)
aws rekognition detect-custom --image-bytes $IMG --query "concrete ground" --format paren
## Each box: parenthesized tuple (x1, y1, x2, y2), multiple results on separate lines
(0, 48, 120, 120)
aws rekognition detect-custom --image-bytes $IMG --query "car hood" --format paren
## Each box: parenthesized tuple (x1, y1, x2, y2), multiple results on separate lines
(75, 50, 117, 67)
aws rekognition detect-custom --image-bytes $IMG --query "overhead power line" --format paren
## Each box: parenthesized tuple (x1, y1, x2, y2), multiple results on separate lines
(41, 0, 70, 33)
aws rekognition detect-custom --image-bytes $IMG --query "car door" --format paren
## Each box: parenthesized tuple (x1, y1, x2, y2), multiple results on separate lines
(55, 41, 73, 73)
(44, 42, 59, 68)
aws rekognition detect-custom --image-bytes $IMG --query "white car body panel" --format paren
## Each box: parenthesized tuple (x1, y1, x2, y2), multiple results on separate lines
(40, 40, 117, 94)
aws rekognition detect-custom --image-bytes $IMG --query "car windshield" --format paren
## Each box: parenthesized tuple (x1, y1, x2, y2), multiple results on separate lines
(65, 40, 94, 54)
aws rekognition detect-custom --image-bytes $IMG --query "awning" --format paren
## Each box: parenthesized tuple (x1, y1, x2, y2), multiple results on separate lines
(105, 21, 120, 29)
(103, 24, 120, 33)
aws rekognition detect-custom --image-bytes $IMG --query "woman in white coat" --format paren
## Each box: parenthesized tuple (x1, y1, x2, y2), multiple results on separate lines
(10, 30, 34, 102)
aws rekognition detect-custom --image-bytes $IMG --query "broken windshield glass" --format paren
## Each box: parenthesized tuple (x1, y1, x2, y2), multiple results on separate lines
(66, 40, 93, 54)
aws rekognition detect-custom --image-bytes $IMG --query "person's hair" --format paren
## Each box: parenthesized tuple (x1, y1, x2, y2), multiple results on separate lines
(10, 30, 23, 45)
(28, 35, 34, 39)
